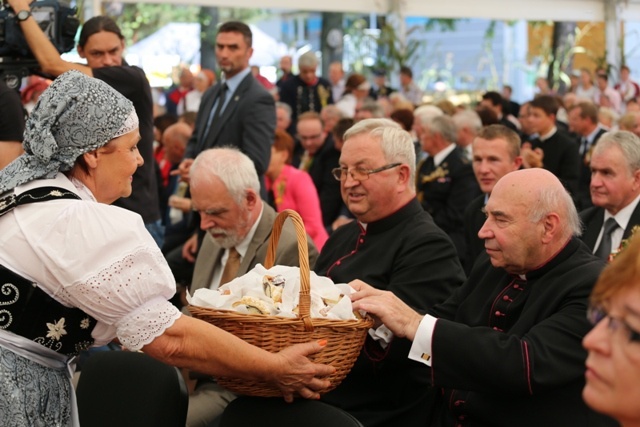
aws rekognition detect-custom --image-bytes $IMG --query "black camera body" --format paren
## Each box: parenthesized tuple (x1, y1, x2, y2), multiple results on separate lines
(0, 0, 79, 88)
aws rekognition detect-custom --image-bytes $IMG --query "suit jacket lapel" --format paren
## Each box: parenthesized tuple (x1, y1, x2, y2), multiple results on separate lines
(191, 235, 224, 293)
(239, 205, 277, 274)
(207, 73, 254, 146)
(196, 85, 222, 152)
(583, 209, 605, 250)
(623, 202, 640, 239)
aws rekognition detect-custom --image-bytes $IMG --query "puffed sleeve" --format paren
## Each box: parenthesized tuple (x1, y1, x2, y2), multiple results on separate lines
(30, 202, 181, 350)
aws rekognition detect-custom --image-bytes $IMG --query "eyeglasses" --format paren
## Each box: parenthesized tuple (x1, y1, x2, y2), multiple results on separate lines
(331, 163, 402, 181)
(587, 304, 640, 343)
(297, 134, 323, 142)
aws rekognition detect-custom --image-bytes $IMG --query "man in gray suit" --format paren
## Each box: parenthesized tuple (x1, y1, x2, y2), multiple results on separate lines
(178, 21, 275, 183)
(580, 130, 640, 259)
(185, 147, 318, 427)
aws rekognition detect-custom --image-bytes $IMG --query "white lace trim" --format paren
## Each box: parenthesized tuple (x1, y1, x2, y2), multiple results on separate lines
(112, 109, 139, 138)
(55, 247, 180, 348)
(116, 296, 181, 351)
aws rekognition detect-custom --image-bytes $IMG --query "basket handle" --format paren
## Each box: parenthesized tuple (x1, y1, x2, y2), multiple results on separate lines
(264, 209, 313, 332)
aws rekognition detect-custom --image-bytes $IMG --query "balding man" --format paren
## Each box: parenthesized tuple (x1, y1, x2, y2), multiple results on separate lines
(161, 122, 195, 263)
(276, 55, 293, 89)
(316, 118, 464, 427)
(580, 131, 640, 260)
(463, 124, 522, 273)
(352, 168, 617, 427)
(162, 121, 193, 203)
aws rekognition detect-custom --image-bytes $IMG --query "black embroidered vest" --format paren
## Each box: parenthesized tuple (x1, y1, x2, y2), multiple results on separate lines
(0, 186, 97, 357)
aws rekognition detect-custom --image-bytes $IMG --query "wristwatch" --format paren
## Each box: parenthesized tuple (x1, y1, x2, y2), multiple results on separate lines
(16, 10, 31, 22)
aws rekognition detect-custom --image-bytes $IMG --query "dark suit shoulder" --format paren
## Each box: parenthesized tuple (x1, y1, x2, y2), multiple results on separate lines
(579, 206, 602, 223)
(464, 194, 486, 220)
(441, 147, 474, 172)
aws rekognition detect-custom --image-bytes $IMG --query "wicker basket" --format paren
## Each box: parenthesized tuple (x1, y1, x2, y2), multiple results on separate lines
(189, 209, 373, 397)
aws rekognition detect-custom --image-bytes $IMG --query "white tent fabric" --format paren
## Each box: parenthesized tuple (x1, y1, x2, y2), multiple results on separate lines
(108, 0, 640, 22)
(94, 0, 636, 73)
(127, 23, 287, 67)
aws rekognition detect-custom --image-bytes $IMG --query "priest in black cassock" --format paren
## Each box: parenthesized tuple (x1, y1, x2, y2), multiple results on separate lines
(315, 118, 465, 427)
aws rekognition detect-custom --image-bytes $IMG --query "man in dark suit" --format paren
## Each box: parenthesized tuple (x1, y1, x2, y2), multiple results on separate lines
(172, 21, 276, 272)
(580, 131, 640, 259)
(9, 12, 163, 244)
(463, 124, 522, 274)
(369, 69, 396, 100)
(178, 21, 275, 187)
(185, 147, 319, 427)
(415, 114, 481, 265)
(352, 168, 617, 427)
(275, 55, 293, 90)
(316, 118, 465, 427)
(568, 102, 608, 211)
(524, 95, 580, 198)
(0, 79, 25, 169)
(294, 112, 342, 229)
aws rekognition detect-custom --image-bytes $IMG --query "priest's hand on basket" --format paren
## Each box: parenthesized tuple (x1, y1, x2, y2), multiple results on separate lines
(272, 340, 336, 403)
(350, 280, 424, 342)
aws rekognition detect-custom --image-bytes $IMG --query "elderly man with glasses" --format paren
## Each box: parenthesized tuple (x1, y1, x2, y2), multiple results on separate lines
(315, 118, 465, 427)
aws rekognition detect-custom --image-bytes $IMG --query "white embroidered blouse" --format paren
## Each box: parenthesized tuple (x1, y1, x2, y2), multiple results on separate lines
(0, 173, 181, 352)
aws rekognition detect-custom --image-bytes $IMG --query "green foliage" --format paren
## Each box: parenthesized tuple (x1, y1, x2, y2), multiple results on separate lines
(107, 4, 269, 46)
(110, 4, 200, 44)
(424, 18, 459, 32)
(372, 22, 422, 73)
(532, 22, 594, 92)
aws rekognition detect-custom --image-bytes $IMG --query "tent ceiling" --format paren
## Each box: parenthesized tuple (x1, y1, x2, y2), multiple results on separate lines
(113, 0, 640, 22)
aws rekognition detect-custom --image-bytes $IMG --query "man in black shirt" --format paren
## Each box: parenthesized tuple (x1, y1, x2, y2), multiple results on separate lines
(7, 2, 162, 244)
(0, 80, 25, 169)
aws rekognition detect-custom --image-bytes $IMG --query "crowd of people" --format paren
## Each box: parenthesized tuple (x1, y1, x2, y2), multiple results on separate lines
(2, 8, 640, 427)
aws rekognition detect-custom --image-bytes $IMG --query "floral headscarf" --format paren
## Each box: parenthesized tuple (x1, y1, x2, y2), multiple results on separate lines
(0, 70, 137, 193)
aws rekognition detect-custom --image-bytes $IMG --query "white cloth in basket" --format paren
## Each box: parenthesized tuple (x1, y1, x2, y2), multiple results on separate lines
(188, 264, 357, 320)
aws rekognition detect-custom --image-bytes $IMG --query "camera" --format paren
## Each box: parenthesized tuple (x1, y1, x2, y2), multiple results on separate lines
(0, 0, 79, 89)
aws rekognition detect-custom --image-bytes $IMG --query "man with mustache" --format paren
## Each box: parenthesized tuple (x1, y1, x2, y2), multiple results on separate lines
(185, 147, 318, 427)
